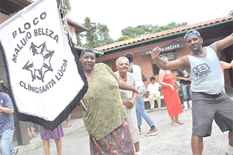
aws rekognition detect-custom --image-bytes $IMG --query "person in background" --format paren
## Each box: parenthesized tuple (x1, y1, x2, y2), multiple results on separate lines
(220, 61, 232, 92)
(158, 57, 184, 126)
(150, 29, 233, 155)
(176, 68, 192, 110)
(40, 124, 63, 155)
(147, 77, 161, 109)
(125, 52, 157, 137)
(79, 49, 143, 155)
(115, 56, 141, 155)
(27, 122, 37, 139)
(0, 91, 18, 155)
(64, 114, 72, 128)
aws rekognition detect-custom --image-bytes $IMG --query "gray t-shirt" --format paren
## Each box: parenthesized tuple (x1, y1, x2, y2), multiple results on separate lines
(0, 93, 14, 132)
(188, 46, 224, 95)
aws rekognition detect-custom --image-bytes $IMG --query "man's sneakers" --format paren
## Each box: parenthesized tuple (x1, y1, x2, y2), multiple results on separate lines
(144, 129, 157, 136)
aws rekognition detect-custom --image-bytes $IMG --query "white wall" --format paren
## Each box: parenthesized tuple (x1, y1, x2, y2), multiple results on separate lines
(68, 25, 77, 44)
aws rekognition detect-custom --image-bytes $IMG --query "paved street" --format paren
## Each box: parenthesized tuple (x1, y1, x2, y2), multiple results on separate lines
(19, 107, 230, 155)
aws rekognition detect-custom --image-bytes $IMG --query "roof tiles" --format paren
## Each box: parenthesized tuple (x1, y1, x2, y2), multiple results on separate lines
(95, 16, 233, 52)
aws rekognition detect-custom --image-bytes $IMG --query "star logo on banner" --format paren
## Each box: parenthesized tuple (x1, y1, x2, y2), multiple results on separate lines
(23, 42, 54, 83)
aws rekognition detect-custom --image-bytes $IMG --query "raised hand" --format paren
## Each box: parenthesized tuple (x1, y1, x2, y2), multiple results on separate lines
(150, 46, 161, 60)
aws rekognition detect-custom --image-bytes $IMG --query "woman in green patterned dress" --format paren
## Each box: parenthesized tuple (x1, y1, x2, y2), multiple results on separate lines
(79, 49, 143, 155)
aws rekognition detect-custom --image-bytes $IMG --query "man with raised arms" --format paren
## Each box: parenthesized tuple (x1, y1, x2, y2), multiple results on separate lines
(150, 30, 233, 155)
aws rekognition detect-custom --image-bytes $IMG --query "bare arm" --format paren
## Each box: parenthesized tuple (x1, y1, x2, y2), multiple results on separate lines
(158, 70, 174, 91)
(131, 91, 138, 103)
(150, 47, 189, 71)
(111, 72, 143, 94)
(141, 70, 147, 82)
(0, 105, 14, 114)
(220, 61, 231, 70)
(210, 33, 233, 54)
(176, 76, 187, 81)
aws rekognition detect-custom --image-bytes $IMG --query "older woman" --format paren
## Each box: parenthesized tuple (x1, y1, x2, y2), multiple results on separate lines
(115, 56, 141, 155)
(79, 49, 143, 155)
(159, 56, 183, 126)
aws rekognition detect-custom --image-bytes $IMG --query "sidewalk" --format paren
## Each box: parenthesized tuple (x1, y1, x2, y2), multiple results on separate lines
(15, 89, 233, 155)
(15, 118, 85, 155)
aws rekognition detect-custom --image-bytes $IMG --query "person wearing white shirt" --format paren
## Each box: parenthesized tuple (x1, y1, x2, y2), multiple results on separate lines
(147, 77, 161, 109)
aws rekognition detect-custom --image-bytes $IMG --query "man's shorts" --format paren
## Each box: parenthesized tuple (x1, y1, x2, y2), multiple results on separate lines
(192, 91, 233, 137)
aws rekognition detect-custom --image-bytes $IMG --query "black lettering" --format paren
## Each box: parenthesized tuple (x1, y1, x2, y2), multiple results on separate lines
(58, 69, 63, 77)
(26, 32, 32, 39)
(46, 28, 49, 36)
(51, 79, 56, 86)
(34, 29, 38, 37)
(38, 28, 42, 35)
(20, 38, 26, 46)
(55, 75, 61, 81)
(12, 54, 17, 63)
(49, 30, 54, 38)
(12, 31, 17, 39)
(35, 87, 39, 93)
(17, 44, 23, 50)
(54, 35, 59, 43)
(33, 17, 39, 25)
(18, 28, 25, 34)
(40, 12, 46, 20)
(24, 22, 31, 30)
(19, 81, 24, 87)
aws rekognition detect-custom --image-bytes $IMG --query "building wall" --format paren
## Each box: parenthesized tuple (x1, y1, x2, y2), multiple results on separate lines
(68, 25, 77, 44)
(100, 45, 233, 94)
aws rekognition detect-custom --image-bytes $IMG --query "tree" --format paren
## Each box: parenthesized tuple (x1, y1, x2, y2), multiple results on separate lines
(79, 17, 114, 48)
(121, 22, 188, 39)
(96, 23, 114, 46)
(117, 36, 133, 42)
(76, 35, 83, 45)
(82, 17, 98, 48)
(152, 22, 188, 33)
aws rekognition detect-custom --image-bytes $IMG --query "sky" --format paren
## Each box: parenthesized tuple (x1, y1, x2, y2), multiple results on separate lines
(66, 0, 233, 41)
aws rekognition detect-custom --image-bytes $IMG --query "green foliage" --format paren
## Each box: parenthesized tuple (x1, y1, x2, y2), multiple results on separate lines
(121, 22, 188, 38)
(117, 36, 133, 42)
(76, 17, 188, 47)
(97, 23, 114, 46)
(76, 35, 83, 45)
(82, 17, 98, 48)
(152, 22, 187, 33)
(78, 17, 114, 48)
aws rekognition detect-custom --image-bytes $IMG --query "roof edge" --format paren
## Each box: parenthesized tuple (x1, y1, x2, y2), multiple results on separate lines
(74, 45, 104, 55)
(97, 17, 233, 53)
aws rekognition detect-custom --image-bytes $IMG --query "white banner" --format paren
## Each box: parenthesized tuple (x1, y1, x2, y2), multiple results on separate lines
(0, 0, 87, 130)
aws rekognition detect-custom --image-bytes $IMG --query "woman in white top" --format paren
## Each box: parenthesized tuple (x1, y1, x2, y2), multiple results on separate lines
(125, 52, 157, 136)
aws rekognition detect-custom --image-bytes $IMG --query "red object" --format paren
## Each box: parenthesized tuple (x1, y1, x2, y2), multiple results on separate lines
(161, 71, 183, 117)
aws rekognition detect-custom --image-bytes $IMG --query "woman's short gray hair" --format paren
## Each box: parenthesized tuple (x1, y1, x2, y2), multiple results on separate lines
(115, 56, 129, 66)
